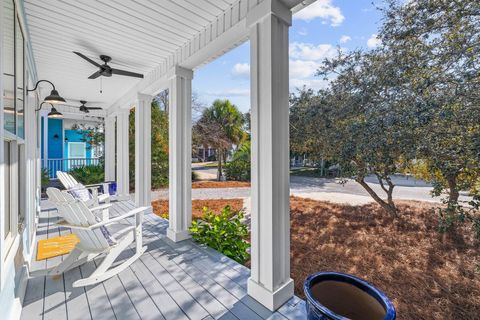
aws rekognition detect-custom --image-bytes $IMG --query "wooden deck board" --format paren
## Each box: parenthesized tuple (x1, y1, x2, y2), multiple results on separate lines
(20, 199, 305, 320)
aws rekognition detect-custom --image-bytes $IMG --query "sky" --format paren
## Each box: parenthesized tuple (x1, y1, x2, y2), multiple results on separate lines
(192, 0, 384, 113)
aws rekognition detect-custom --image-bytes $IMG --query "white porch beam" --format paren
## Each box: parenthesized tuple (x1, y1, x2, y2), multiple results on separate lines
(104, 115, 116, 182)
(167, 66, 193, 242)
(247, 0, 293, 311)
(134, 94, 152, 207)
(116, 110, 130, 199)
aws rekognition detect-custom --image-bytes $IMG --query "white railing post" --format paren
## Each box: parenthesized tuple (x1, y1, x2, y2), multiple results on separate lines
(167, 66, 193, 242)
(116, 110, 130, 199)
(247, 0, 294, 311)
(104, 115, 116, 182)
(134, 93, 152, 207)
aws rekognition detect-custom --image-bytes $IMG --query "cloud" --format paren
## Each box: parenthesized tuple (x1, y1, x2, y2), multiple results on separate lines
(205, 88, 250, 97)
(290, 78, 329, 91)
(367, 34, 381, 48)
(293, 0, 345, 26)
(339, 35, 351, 44)
(298, 28, 308, 36)
(231, 63, 250, 78)
(289, 42, 337, 61)
(290, 60, 320, 79)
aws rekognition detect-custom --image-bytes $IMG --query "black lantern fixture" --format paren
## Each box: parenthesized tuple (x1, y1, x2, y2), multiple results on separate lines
(47, 106, 63, 119)
(35, 101, 64, 119)
(28, 79, 66, 104)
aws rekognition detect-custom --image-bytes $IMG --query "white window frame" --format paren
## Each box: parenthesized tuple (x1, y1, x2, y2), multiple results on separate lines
(68, 141, 87, 159)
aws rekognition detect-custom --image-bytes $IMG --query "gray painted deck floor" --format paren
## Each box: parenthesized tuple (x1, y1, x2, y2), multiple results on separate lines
(20, 200, 306, 320)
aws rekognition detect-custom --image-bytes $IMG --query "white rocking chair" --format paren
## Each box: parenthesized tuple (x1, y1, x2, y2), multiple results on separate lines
(44, 188, 147, 287)
(57, 171, 112, 206)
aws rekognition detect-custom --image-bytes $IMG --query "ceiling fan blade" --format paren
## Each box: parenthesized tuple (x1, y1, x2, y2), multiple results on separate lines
(73, 51, 101, 67)
(88, 71, 102, 79)
(86, 107, 102, 110)
(111, 68, 144, 78)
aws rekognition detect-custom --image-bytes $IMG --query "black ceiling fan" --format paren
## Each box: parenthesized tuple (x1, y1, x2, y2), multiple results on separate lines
(78, 100, 102, 113)
(73, 52, 144, 79)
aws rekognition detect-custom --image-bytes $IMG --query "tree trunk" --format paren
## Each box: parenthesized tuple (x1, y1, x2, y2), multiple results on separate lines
(447, 175, 460, 203)
(217, 150, 222, 181)
(357, 178, 397, 216)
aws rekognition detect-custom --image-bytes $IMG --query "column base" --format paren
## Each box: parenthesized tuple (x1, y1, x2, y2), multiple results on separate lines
(247, 277, 294, 311)
(166, 228, 191, 242)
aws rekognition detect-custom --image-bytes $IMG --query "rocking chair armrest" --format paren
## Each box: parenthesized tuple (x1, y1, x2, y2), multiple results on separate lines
(89, 206, 149, 229)
(90, 203, 113, 212)
(55, 219, 92, 231)
(85, 181, 113, 188)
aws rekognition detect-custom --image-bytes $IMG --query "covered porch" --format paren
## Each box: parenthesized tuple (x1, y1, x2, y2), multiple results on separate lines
(0, 0, 317, 318)
(21, 199, 305, 320)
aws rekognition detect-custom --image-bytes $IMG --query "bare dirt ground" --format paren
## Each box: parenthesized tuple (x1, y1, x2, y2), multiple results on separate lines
(289, 197, 480, 320)
(152, 198, 244, 219)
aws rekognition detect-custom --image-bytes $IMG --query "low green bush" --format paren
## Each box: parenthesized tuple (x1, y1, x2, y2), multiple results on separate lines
(190, 206, 250, 264)
(68, 164, 105, 185)
(41, 168, 50, 191)
(225, 142, 250, 181)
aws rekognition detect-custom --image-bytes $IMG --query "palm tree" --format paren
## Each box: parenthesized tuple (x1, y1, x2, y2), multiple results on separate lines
(194, 99, 245, 180)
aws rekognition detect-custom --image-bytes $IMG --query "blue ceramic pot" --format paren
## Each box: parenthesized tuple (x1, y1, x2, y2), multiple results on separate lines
(304, 272, 396, 320)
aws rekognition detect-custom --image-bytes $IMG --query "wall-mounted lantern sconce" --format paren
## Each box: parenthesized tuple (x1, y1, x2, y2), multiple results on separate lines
(65, 136, 69, 142)
(28, 79, 66, 104)
(53, 133, 60, 140)
(35, 101, 64, 119)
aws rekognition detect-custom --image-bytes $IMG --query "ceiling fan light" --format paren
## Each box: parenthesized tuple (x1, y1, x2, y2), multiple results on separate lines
(48, 106, 63, 118)
(44, 89, 66, 104)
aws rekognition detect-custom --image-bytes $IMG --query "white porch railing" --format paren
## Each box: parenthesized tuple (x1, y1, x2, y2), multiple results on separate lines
(43, 158, 101, 178)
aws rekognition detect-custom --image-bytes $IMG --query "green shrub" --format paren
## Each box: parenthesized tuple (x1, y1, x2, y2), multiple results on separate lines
(192, 170, 199, 181)
(41, 168, 50, 191)
(68, 164, 105, 185)
(225, 142, 251, 181)
(190, 206, 250, 264)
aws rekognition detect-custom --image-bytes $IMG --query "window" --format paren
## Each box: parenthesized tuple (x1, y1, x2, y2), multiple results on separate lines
(4, 141, 11, 239)
(2, 0, 25, 138)
(16, 16, 25, 138)
(2, 0, 15, 134)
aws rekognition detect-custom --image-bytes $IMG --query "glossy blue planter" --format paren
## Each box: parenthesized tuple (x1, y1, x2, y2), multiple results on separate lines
(304, 272, 396, 320)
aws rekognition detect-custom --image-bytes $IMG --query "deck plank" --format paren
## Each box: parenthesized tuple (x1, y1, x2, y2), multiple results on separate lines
(21, 199, 305, 320)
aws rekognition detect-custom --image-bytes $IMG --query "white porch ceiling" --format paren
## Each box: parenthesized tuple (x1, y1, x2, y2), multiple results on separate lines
(23, 0, 312, 111)
(24, 0, 239, 109)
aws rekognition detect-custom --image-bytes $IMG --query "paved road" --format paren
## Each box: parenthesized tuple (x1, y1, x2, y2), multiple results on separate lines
(151, 174, 470, 204)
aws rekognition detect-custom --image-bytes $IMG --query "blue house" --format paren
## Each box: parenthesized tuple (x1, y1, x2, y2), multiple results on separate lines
(41, 116, 102, 178)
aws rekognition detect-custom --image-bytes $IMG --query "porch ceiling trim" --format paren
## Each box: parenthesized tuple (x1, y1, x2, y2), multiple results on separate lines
(107, 0, 314, 114)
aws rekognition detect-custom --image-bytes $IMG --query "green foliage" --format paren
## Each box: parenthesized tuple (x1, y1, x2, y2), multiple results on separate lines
(194, 99, 246, 180)
(192, 170, 199, 181)
(190, 206, 250, 264)
(436, 195, 480, 240)
(71, 123, 105, 156)
(225, 141, 251, 181)
(41, 168, 50, 190)
(129, 98, 170, 190)
(68, 164, 105, 185)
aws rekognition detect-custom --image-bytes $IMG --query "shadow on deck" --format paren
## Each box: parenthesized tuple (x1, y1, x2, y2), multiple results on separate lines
(20, 200, 306, 320)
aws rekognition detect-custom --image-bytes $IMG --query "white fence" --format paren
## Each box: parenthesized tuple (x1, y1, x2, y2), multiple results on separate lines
(43, 158, 101, 178)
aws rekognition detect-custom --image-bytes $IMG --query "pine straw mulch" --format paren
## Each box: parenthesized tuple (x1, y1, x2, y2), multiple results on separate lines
(192, 181, 250, 189)
(289, 196, 480, 319)
(151, 198, 244, 220)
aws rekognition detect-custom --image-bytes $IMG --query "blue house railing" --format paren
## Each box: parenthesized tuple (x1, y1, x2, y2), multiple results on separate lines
(43, 158, 101, 179)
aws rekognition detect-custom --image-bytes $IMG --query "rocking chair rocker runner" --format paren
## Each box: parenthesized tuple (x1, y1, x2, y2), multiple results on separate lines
(43, 188, 147, 287)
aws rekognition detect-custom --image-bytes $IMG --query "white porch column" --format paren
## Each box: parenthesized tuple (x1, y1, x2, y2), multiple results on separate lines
(41, 111, 48, 167)
(134, 94, 152, 207)
(247, 0, 293, 311)
(104, 115, 116, 182)
(167, 66, 193, 242)
(116, 110, 130, 199)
